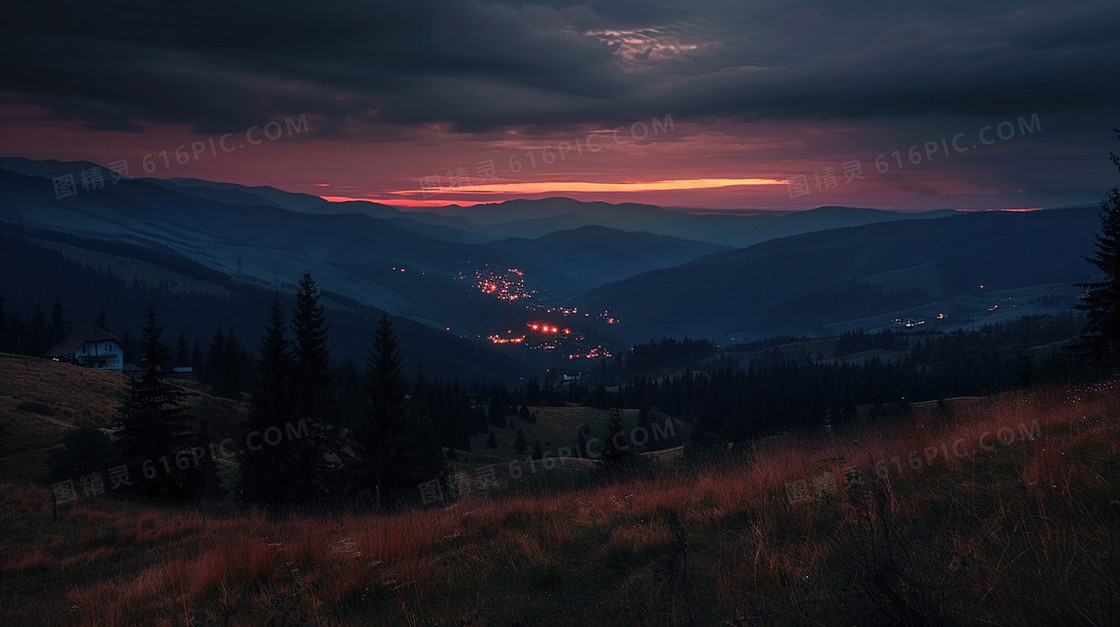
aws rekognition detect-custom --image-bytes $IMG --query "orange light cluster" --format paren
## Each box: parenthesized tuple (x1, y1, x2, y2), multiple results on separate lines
(569, 346, 612, 360)
(473, 267, 531, 301)
(487, 334, 525, 344)
(538, 306, 580, 315)
(528, 323, 571, 334)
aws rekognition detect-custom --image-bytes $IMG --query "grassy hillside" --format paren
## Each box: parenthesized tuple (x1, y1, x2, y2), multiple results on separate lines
(0, 354, 124, 483)
(451, 405, 687, 491)
(0, 354, 248, 485)
(27, 236, 234, 297)
(3, 378, 1118, 624)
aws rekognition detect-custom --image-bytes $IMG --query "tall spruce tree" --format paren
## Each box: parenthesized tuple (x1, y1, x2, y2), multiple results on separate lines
(115, 303, 213, 500)
(291, 272, 332, 419)
(204, 329, 253, 399)
(240, 297, 301, 503)
(289, 272, 337, 498)
(7, 311, 23, 354)
(47, 298, 70, 348)
(29, 304, 46, 355)
(175, 332, 190, 367)
(602, 401, 636, 470)
(1077, 129, 1120, 366)
(351, 314, 444, 504)
(191, 337, 203, 373)
(93, 307, 109, 332)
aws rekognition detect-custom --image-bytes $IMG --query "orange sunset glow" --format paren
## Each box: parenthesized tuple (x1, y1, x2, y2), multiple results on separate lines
(415, 178, 788, 195)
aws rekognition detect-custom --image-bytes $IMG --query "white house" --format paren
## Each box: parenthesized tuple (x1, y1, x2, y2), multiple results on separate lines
(44, 325, 124, 371)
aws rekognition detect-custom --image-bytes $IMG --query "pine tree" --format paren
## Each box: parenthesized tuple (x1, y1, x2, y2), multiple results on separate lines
(29, 304, 46, 355)
(119, 329, 135, 365)
(240, 297, 301, 503)
(190, 338, 203, 373)
(205, 329, 227, 390)
(175, 332, 190, 367)
(47, 298, 70, 348)
(291, 271, 333, 420)
(115, 303, 212, 500)
(288, 272, 340, 499)
(204, 329, 251, 399)
(351, 314, 445, 504)
(526, 376, 541, 404)
(486, 430, 497, 448)
(513, 428, 527, 454)
(602, 401, 635, 469)
(93, 306, 109, 332)
(191, 419, 222, 499)
(7, 311, 23, 354)
(488, 386, 509, 427)
(279, 275, 339, 500)
(1077, 130, 1120, 366)
(220, 331, 248, 398)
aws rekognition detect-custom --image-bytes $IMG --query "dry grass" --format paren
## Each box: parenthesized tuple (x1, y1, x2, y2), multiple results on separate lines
(0, 353, 248, 485)
(2, 381, 1119, 624)
(0, 354, 125, 483)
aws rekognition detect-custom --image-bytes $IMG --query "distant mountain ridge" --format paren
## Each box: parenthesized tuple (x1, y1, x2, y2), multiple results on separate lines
(582, 207, 1098, 343)
(421, 197, 953, 245)
(0, 156, 1093, 365)
(0, 223, 528, 381)
(487, 225, 724, 289)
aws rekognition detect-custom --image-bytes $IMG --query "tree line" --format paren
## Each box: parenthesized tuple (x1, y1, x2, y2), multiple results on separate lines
(620, 314, 1094, 448)
(0, 223, 525, 382)
(49, 272, 454, 508)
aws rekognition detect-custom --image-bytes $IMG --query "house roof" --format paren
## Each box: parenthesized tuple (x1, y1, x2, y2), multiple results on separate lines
(44, 325, 120, 358)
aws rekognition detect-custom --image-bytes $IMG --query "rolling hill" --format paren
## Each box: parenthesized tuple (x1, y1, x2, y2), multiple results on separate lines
(0, 225, 529, 382)
(0, 161, 580, 349)
(0, 352, 249, 484)
(426, 197, 951, 246)
(1, 157, 1097, 360)
(582, 207, 1099, 343)
(486, 225, 725, 289)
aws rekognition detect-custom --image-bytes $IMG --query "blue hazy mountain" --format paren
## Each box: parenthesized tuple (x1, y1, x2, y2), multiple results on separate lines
(581, 207, 1098, 343)
(0, 157, 1094, 362)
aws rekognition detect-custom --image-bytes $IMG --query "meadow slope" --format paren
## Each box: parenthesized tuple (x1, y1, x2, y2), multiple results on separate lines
(2, 381, 1119, 625)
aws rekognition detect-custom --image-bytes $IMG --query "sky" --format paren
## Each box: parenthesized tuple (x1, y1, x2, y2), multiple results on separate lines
(2, 1, 1119, 212)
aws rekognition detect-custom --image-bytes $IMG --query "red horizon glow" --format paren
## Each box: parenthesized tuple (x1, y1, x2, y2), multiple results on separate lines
(0, 111, 1102, 213)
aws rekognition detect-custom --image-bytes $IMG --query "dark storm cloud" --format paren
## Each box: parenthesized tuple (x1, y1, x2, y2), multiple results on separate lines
(2, 0, 1118, 135)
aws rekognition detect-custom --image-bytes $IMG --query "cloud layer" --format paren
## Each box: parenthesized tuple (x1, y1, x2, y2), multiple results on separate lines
(4, 0, 1119, 135)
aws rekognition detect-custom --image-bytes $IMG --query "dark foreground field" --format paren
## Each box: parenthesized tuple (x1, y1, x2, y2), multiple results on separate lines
(3, 381, 1119, 625)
